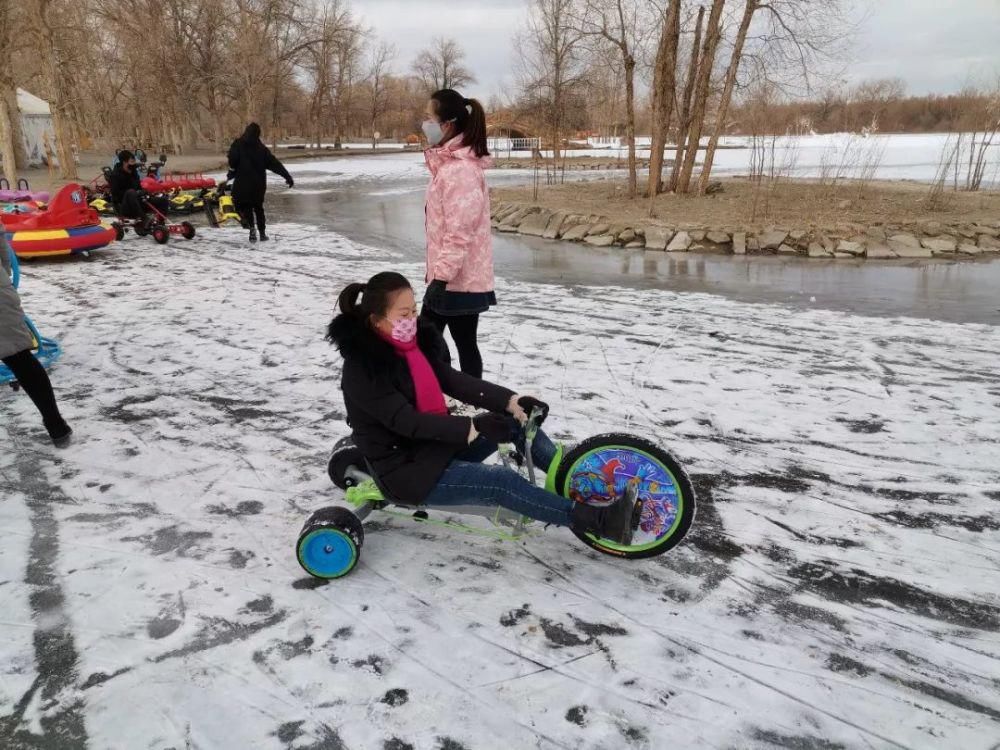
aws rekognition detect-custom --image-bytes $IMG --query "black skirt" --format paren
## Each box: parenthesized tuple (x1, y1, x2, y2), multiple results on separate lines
(427, 290, 497, 316)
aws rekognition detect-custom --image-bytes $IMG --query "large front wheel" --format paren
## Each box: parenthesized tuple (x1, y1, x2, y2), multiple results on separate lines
(555, 434, 695, 559)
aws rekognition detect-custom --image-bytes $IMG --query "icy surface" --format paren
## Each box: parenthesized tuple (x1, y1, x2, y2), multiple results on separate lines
(501, 132, 1000, 186)
(1, 221, 999, 749)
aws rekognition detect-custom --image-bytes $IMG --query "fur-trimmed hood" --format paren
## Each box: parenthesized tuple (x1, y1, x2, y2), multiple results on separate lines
(326, 313, 449, 378)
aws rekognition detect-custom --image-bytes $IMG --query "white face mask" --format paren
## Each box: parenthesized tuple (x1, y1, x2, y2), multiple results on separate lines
(422, 119, 444, 146)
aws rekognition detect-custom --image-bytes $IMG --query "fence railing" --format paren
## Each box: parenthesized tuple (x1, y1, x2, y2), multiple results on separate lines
(488, 137, 542, 157)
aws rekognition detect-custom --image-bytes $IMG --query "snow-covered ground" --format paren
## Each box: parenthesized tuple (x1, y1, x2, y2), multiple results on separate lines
(279, 142, 409, 151)
(504, 132, 1000, 186)
(1, 222, 998, 749)
(279, 153, 430, 188)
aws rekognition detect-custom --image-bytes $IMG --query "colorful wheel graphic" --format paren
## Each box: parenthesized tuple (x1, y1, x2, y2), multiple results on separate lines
(555, 434, 695, 559)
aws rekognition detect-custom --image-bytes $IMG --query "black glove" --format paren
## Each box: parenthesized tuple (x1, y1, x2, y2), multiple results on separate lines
(517, 396, 550, 425)
(285, 178, 294, 188)
(473, 413, 513, 444)
(424, 279, 447, 311)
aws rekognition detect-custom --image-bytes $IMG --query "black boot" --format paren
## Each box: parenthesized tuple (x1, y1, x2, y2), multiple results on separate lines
(44, 417, 73, 449)
(249, 227, 258, 243)
(259, 231, 269, 242)
(571, 483, 642, 544)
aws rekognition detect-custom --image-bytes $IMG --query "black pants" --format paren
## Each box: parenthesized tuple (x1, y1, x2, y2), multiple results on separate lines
(117, 190, 169, 220)
(2, 349, 64, 427)
(422, 309, 483, 378)
(236, 202, 266, 234)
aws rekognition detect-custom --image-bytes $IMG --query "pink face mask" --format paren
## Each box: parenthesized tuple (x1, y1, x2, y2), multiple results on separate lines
(390, 317, 418, 343)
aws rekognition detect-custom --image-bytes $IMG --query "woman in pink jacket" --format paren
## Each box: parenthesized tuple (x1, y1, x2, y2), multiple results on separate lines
(420, 88, 495, 378)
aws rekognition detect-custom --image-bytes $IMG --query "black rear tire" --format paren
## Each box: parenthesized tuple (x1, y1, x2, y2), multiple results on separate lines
(296, 507, 365, 579)
(555, 433, 695, 559)
(300, 507, 365, 546)
(152, 226, 169, 244)
(181, 222, 196, 240)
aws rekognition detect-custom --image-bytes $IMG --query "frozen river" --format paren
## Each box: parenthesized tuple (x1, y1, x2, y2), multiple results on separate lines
(269, 152, 1000, 324)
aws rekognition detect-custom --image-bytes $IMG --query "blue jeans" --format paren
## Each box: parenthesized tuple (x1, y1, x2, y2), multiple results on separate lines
(423, 418, 575, 527)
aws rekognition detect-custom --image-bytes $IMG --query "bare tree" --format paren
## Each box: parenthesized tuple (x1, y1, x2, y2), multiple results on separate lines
(849, 77, 906, 131)
(333, 22, 367, 147)
(0, 0, 27, 181)
(646, 0, 681, 197)
(569, 0, 650, 198)
(697, 0, 855, 192)
(517, 0, 586, 163)
(367, 42, 396, 149)
(674, 0, 723, 194)
(412, 37, 476, 92)
(177, 0, 234, 148)
(30, 0, 78, 178)
(302, 0, 353, 147)
(953, 80, 1000, 192)
(518, 0, 583, 163)
(698, 0, 757, 195)
(668, 5, 704, 192)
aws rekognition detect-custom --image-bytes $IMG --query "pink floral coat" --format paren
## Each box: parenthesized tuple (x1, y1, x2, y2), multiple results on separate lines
(424, 139, 494, 293)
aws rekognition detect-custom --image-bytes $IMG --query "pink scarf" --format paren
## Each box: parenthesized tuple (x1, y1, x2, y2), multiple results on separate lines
(382, 333, 448, 415)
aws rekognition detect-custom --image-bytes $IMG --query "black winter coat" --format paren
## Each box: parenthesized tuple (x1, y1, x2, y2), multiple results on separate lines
(108, 163, 141, 205)
(328, 314, 514, 505)
(227, 129, 292, 206)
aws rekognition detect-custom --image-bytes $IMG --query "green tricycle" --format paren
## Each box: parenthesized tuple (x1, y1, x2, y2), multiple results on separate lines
(296, 411, 696, 580)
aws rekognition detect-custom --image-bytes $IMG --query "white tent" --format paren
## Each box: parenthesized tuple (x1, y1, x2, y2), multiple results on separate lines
(16, 88, 57, 167)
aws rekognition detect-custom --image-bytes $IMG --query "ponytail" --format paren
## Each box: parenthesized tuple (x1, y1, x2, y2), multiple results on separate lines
(463, 98, 489, 158)
(338, 282, 367, 317)
(430, 89, 490, 158)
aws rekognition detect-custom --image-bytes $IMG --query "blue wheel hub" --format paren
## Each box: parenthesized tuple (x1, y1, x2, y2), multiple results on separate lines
(297, 527, 357, 579)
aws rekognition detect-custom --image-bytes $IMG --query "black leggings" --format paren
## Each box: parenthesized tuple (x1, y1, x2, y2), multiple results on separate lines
(2, 349, 64, 426)
(236, 202, 266, 233)
(422, 309, 483, 378)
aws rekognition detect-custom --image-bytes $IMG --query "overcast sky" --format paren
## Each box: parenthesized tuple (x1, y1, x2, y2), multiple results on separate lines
(352, 0, 1000, 99)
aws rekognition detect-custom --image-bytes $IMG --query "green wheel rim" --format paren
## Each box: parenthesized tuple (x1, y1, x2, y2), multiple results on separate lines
(562, 445, 685, 552)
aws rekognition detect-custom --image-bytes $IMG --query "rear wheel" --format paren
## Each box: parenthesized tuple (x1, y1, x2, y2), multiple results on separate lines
(555, 434, 695, 559)
(152, 226, 169, 244)
(181, 221, 196, 240)
(134, 223, 149, 237)
(296, 507, 364, 579)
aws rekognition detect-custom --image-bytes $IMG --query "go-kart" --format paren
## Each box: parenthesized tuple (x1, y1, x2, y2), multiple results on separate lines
(111, 195, 196, 245)
(296, 410, 696, 580)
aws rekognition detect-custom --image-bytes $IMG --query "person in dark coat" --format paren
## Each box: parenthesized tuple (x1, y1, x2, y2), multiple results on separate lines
(227, 123, 293, 243)
(326, 271, 642, 545)
(108, 150, 168, 226)
(0, 235, 71, 447)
